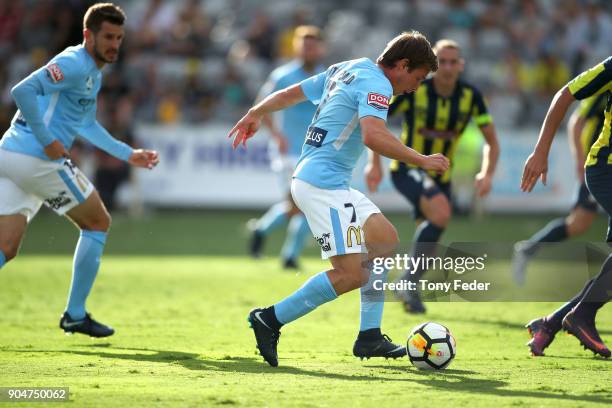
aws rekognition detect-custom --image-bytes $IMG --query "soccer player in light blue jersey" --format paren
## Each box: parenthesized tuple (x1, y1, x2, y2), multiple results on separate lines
(229, 31, 449, 367)
(0, 3, 159, 337)
(249, 26, 325, 269)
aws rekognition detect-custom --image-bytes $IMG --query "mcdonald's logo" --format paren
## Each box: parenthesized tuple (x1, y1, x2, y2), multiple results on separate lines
(346, 226, 362, 248)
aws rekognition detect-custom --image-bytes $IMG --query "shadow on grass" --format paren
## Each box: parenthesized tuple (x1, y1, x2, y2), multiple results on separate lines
(367, 364, 611, 404)
(426, 315, 612, 335)
(9, 346, 611, 405)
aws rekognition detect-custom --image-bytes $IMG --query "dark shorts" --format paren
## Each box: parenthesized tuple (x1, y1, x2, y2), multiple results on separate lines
(391, 168, 451, 220)
(573, 182, 598, 212)
(586, 165, 612, 242)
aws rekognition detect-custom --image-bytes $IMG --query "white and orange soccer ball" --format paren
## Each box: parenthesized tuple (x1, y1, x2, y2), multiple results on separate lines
(407, 322, 456, 370)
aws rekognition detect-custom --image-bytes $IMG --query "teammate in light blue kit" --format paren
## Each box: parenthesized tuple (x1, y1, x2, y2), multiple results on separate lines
(249, 26, 325, 269)
(229, 31, 448, 366)
(0, 3, 158, 337)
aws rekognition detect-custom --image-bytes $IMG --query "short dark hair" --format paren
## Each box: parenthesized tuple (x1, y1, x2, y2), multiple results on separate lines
(83, 3, 125, 33)
(376, 31, 438, 72)
(294, 25, 323, 41)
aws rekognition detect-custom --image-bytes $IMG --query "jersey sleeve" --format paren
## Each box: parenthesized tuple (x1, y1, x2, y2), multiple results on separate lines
(355, 75, 393, 121)
(34, 55, 84, 95)
(568, 57, 612, 100)
(9, 55, 83, 146)
(299, 71, 327, 104)
(471, 87, 493, 127)
(79, 120, 134, 161)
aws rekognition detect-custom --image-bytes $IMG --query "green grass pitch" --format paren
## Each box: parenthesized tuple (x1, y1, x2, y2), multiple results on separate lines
(0, 212, 610, 407)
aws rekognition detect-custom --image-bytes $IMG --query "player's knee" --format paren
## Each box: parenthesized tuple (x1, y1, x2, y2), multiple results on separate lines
(371, 224, 399, 256)
(333, 264, 368, 292)
(86, 211, 111, 232)
(364, 215, 399, 256)
(0, 242, 20, 262)
(422, 196, 451, 227)
(387, 224, 400, 247)
(348, 267, 370, 290)
(567, 217, 590, 236)
(428, 207, 451, 228)
(100, 211, 112, 231)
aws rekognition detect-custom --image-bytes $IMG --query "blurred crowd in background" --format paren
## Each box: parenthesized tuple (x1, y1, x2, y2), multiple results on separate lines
(0, 0, 610, 209)
(1, 0, 611, 129)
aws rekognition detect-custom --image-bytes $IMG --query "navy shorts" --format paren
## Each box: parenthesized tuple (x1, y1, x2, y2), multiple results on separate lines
(391, 168, 451, 220)
(585, 165, 612, 242)
(573, 182, 598, 212)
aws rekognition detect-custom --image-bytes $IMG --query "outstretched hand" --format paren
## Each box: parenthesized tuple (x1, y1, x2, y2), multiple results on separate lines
(228, 110, 261, 149)
(474, 172, 493, 197)
(521, 151, 548, 192)
(128, 149, 159, 169)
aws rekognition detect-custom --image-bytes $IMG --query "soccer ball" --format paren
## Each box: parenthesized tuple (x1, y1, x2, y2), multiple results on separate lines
(407, 322, 456, 370)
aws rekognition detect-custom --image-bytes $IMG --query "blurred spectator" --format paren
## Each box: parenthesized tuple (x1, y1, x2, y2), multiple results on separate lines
(277, 8, 311, 59)
(566, 0, 612, 72)
(246, 12, 277, 61)
(0, 0, 23, 58)
(446, 0, 477, 30)
(18, 1, 55, 51)
(529, 51, 571, 123)
(531, 51, 571, 99)
(157, 88, 183, 124)
(126, 0, 177, 52)
(0, 0, 611, 132)
(509, 0, 548, 61)
(165, 0, 212, 57)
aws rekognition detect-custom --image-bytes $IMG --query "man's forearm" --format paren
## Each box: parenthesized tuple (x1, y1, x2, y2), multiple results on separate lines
(368, 149, 382, 168)
(479, 125, 499, 177)
(568, 112, 585, 162)
(250, 84, 306, 117)
(480, 144, 498, 177)
(534, 86, 575, 156)
(364, 127, 423, 166)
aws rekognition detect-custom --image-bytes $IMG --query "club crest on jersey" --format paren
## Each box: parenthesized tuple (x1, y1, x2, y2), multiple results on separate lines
(45, 64, 64, 83)
(367, 93, 389, 110)
(305, 126, 328, 148)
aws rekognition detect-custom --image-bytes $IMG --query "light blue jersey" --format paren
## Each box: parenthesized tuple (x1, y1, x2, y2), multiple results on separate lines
(0, 45, 132, 162)
(259, 60, 325, 158)
(294, 58, 392, 190)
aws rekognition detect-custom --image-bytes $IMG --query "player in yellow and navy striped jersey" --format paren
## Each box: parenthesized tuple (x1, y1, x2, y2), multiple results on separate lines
(521, 56, 611, 358)
(366, 39, 500, 314)
(513, 94, 607, 287)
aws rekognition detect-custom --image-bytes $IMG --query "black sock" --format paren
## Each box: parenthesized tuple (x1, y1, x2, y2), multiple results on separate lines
(547, 278, 595, 331)
(358, 328, 382, 340)
(523, 218, 568, 256)
(401, 221, 444, 281)
(260, 306, 283, 331)
(574, 254, 612, 318)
